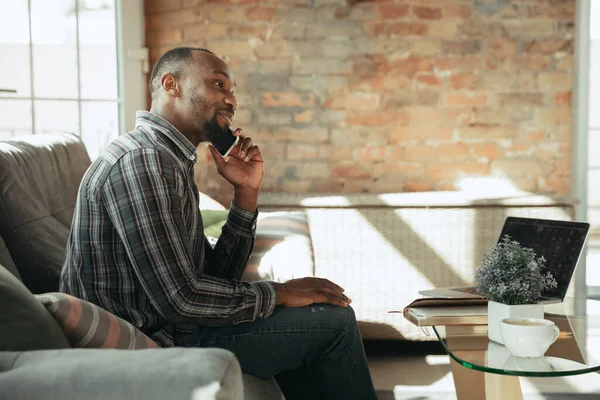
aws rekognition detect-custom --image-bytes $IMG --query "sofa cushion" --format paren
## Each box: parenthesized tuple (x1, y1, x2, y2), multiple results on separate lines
(0, 234, 21, 282)
(0, 264, 70, 350)
(36, 292, 159, 349)
(0, 348, 245, 400)
(0, 133, 91, 293)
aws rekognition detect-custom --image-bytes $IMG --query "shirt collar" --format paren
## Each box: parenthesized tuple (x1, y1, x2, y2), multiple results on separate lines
(135, 111, 197, 163)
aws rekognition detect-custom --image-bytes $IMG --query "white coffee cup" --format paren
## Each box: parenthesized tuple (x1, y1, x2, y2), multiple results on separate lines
(500, 318, 560, 358)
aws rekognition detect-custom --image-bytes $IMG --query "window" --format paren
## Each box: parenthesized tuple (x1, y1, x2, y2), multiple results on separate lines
(0, 0, 125, 160)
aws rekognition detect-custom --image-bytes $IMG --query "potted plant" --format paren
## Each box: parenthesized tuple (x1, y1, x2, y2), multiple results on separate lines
(475, 235, 557, 344)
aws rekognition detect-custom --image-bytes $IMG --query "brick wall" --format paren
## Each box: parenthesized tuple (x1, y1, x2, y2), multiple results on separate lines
(144, 0, 574, 205)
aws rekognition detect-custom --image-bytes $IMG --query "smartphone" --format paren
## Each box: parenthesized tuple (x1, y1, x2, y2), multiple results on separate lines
(211, 128, 239, 157)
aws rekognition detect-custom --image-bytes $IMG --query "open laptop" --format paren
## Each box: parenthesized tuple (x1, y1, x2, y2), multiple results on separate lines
(419, 216, 590, 304)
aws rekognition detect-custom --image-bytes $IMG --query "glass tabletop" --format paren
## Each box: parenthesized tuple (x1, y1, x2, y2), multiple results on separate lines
(432, 299, 600, 377)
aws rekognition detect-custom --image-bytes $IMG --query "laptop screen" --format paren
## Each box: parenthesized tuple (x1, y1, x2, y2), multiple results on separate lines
(498, 217, 590, 300)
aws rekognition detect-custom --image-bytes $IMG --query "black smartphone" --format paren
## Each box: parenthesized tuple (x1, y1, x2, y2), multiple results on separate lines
(211, 128, 239, 157)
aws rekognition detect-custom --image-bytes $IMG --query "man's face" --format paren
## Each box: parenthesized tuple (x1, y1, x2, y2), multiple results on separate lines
(179, 52, 237, 144)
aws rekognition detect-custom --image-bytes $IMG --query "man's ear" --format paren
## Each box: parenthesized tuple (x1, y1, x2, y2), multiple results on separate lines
(161, 73, 180, 97)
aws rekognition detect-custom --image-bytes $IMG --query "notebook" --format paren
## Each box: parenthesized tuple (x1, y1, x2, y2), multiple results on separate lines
(419, 216, 590, 304)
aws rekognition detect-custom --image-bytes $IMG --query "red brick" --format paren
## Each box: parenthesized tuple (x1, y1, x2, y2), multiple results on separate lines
(542, 177, 570, 194)
(351, 73, 412, 93)
(538, 72, 572, 91)
(556, 55, 574, 71)
(246, 7, 277, 21)
(390, 126, 454, 142)
(365, 22, 428, 36)
(331, 162, 372, 179)
(378, 4, 409, 19)
(146, 8, 202, 29)
(435, 56, 479, 73)
(390, 58, 432, 76)
(272, 127, 328, 143)
(354, 145, 403, 162)
(458, 125, 518, 140)
(404, 181, 434, 192)
(442, 3, 472, 19)
(146, 28, 183, 47)
(403, 144, 437, 161)
(294, 110, 316, 123)
(498, 93, 544, 106)
(229, 25, 269, 39)
(427, 20, 459, 38)
(521, 54, 551, 71)
(427, 162, 490, 180)
(346, 110, 410, 126)
(520, 3, 575, 20)
(553, 158, 570, 176)
(523, 40, 573, 54)
(286, 144, 318, 160)
(345, 93, 380, 110)
(553, 92, 572, 107)
(438, 143, 470, 159)
(145, 0, 182, 14)
(445, 92, 488, 107)
(412, 6, 442, 20)
(331, 127, 388, 145)
(521, 130, 546, 143)
(472, 143, 504, 160)
(506, 142, 536, 156)
(262, 92, 316, 108)
(537, 108, 571, 125)
(209, 6, 246, 22)
(492, 159, 544, 177)
(416, 74, 443, 88)
(210, 40, 255, 59)
(489, 39, 517, 56)
(449, 73, 477, 90)
(442, 40, 481, 55)
(406, 107, 440, 124)
(373, 162, 424, 179)
(183, 24, 228, 41)
(331, 147, 353, 161)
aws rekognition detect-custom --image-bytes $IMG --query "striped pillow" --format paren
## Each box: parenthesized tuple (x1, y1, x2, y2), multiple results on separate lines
(242, 211, 315, 282)
(35, 293, 159, 349)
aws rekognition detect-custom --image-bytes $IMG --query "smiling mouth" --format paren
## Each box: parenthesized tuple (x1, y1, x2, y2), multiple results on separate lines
(218, 112, 233, 126)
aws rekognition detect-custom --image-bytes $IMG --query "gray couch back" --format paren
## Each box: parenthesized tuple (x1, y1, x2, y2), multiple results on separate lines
(0, 133, 91, 293)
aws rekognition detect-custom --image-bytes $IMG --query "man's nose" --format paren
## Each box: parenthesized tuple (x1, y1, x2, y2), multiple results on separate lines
(224, 94, 238, 111)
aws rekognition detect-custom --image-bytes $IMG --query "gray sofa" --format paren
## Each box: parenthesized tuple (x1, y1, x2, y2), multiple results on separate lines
(0, 133, 282, 400)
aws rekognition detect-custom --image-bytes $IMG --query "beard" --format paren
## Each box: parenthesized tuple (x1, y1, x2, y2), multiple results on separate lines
(203, 115, 230, 145)
(189, 91, 230, 144)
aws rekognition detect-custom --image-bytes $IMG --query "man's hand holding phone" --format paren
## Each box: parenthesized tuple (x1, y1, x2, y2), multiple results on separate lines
(207, 128, 264, 211)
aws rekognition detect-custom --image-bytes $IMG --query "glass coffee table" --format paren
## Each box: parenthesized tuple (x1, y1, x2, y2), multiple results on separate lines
(424, 299, 600, 399)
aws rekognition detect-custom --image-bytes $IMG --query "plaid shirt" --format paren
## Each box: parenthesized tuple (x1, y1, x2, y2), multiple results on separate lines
(60, 111, 277, 347)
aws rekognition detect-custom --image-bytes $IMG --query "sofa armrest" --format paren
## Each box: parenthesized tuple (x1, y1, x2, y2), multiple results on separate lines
(0, 348, 243, 400)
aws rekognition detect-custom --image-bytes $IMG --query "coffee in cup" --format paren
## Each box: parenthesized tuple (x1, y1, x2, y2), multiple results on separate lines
(500, 318, 560, 358)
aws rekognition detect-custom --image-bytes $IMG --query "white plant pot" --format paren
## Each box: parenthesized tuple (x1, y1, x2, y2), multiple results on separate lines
(487, 300, 544, 344)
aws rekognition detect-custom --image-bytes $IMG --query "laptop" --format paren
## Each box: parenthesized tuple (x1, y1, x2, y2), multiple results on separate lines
(419, 216, 590, 304)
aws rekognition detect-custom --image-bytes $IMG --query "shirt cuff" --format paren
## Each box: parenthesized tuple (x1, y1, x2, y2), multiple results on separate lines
(225, 203, 258, 237)
(251, 281, 277, 320)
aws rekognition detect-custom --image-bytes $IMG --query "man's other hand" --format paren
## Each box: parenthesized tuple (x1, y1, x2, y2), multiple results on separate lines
(274, 278, 352, 308)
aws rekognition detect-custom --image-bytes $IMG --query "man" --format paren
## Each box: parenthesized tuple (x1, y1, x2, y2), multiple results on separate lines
(60, 47, 377, 399)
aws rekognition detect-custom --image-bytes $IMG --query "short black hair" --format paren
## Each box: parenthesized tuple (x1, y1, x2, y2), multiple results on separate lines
(149, 47, 214, 98)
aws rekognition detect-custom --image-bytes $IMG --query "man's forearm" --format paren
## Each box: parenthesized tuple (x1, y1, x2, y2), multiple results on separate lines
(232, 187, 259, 212)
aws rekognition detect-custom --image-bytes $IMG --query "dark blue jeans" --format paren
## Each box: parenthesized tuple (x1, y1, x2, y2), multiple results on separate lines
(177, 304, 377, 400)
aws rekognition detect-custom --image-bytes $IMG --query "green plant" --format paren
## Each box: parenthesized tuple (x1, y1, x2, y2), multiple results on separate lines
(474, 235, 557, 305)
